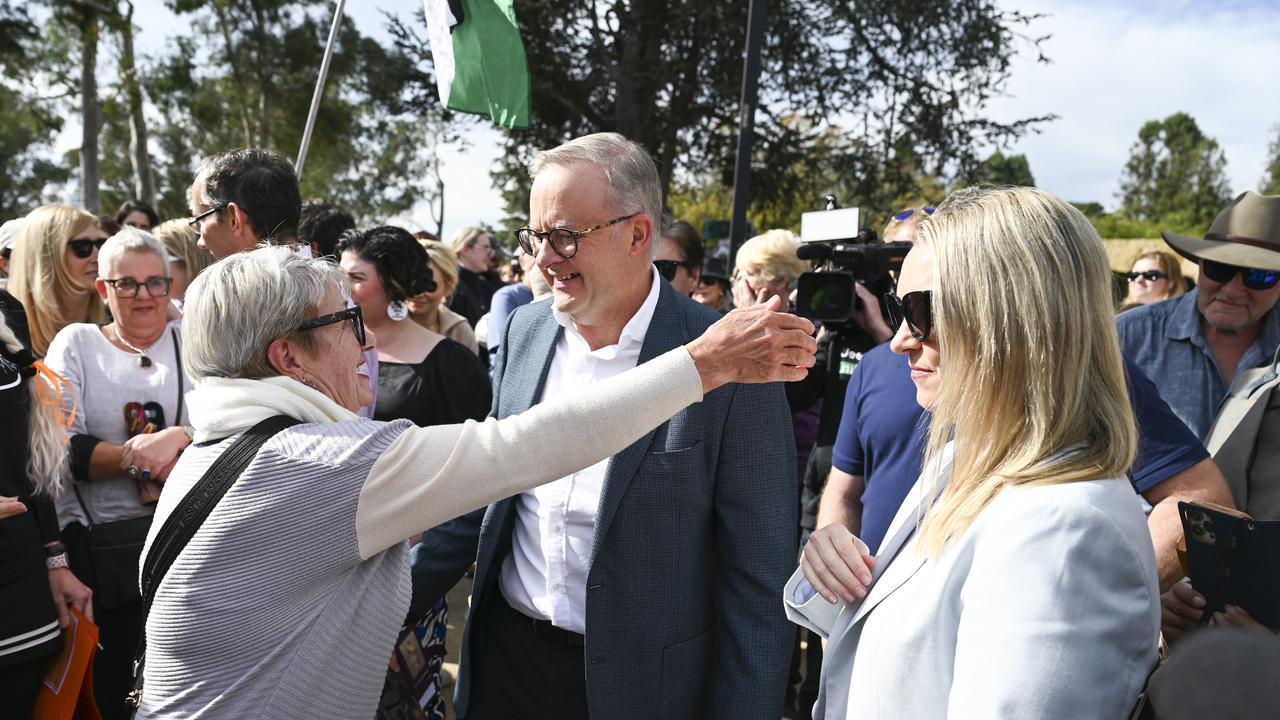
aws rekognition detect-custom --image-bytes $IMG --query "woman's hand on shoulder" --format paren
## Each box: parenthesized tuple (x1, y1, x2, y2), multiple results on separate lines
(120, 426, 191, 480)
(802, 523, 876, 604)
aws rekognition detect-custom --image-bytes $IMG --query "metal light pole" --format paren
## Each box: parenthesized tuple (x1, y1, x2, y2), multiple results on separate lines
(728, 0, 766, 269)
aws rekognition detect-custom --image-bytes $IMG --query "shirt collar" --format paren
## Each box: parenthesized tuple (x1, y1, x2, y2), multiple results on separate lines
(553, 266, 662, 356)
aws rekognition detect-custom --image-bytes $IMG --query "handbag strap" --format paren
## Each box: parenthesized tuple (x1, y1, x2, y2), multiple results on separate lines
(138, 415, 300, 610)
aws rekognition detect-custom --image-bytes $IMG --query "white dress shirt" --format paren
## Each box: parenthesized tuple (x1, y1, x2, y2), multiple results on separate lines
(499, 267, 662, 633)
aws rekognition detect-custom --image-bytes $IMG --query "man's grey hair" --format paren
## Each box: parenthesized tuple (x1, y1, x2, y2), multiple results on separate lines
(182, 246, 348, 380)
(98, 226, 172, 279)
(528, 132, 663, 256)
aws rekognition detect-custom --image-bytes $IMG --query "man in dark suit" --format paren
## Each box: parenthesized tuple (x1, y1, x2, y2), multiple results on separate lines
(455, 132, 797, 720)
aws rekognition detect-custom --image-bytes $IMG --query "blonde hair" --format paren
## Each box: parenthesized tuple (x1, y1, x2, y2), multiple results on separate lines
(915, 186, 1137, 556)
(1125, 250, 1186, 303)
(7, 205, 107, 357)
(0, 309, 69, 498)
(152, 219, 215, 284)
(735, 229, 809, 285)
(450, 226, 490, 255)
(419, 239, 459, 295)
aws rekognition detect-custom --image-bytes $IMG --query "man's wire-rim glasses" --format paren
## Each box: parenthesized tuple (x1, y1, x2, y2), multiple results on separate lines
(188, 203, 226, 233)
(514, 213, 639, 260)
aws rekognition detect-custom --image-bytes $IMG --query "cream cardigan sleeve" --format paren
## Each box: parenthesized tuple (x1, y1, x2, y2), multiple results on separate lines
(354, 345, 704, 558)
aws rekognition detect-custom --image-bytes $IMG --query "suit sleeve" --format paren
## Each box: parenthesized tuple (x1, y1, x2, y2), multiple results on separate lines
(710, 381, 798, 719)
(946, 495, 1160, 719)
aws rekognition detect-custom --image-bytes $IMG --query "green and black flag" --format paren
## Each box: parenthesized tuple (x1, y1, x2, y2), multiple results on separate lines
(423, 0, 531, 129)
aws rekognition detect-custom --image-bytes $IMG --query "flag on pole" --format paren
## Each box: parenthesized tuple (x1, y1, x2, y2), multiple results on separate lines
(423, 0, 531, 129)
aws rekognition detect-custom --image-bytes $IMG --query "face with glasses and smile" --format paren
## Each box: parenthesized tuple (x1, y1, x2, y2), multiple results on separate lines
(887, 243, 941, 408)
(96, 250, 171, 343)
(275, 294, 375, 411)
(518, 163, 653, 340)
(1196, 258, 1280, 333)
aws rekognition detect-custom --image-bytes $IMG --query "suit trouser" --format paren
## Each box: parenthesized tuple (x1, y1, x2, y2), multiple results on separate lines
(463, 590, 589, 720)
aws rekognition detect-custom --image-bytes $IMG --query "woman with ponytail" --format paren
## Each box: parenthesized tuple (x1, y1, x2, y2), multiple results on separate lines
(0, 289, 93, 718)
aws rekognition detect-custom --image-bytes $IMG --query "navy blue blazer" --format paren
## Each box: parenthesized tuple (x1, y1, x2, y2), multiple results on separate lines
(455, 280, 798, 720)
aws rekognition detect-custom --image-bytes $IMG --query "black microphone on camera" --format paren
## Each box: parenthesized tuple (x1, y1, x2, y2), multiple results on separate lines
(796, 243, 832, 262)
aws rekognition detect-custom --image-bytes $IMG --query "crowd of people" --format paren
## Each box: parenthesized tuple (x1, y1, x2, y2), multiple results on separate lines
(1, 129, 1278, 720)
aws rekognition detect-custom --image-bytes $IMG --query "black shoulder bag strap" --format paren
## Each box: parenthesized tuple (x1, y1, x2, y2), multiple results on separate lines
(126, 414, 301, 712)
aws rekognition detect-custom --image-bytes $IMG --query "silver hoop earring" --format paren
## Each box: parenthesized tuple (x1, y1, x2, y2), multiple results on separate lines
(387, 300, 409, 322)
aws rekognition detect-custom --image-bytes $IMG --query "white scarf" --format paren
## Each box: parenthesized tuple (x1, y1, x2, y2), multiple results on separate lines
(186, 375, 359, 443)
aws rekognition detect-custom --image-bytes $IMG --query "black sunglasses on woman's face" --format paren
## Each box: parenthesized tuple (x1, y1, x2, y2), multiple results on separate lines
(68, 237, 107, 259)
(884, 290, 933, 341)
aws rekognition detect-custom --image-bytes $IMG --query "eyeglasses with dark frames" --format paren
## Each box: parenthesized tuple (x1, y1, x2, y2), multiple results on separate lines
(103, 277, 172, 298)
(1125, 270, 1168, 283)
(884, 290, 933, 341)
(1201, 259, 1280, 291)
(68, 237, 107, 259)
(188, 203, 226, 234)
(297, 305, 366, 346)
(514, 213, 639, 260)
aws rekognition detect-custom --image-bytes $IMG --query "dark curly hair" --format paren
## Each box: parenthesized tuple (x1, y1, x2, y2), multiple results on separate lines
(298, 200, 355, 259)
(336, 225, 436, 302)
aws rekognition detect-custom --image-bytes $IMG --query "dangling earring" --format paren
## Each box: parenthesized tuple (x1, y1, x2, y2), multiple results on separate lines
(387, 300, 409, 322)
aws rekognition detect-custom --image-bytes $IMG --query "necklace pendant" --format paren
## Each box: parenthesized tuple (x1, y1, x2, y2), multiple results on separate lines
(138, 355, 152, 369)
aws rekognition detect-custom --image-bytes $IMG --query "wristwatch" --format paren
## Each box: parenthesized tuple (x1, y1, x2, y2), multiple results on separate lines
(46, 553, 69, 570)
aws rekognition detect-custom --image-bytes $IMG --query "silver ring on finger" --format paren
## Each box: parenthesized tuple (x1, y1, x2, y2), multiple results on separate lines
(127, 465, 140, 479)
(141, 469, 152, 482)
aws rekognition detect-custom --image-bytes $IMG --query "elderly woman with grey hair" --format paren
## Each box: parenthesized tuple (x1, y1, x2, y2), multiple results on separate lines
(133, 246, 815, 718)
(43, 226, 193, 718)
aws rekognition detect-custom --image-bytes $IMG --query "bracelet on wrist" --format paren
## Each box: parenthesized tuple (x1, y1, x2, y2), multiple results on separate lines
(44, 541, 67, 558)
(46, 553, 69, 571)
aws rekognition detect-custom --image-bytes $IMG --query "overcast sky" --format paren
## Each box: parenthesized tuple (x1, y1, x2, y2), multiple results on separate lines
(80, 0, 1280, 239)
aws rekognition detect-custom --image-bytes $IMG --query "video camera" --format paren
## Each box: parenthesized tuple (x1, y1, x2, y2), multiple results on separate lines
(794, 195, 910, 325)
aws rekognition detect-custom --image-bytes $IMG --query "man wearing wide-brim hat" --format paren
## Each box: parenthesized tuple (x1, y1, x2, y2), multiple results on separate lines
(1117, 190, 1280, 643)
(1118, 190, 1280, 440)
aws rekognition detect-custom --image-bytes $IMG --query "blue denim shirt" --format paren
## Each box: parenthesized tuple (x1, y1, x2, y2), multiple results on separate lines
(1117, 292, 1280, 441)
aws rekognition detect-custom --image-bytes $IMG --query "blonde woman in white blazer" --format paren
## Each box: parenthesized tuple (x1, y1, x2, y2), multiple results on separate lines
(787, 186, 1161, 719)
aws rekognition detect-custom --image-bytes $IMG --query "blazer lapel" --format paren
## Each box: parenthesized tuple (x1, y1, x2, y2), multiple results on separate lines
(500, 305, 562, 418)
(590, 283, 685, 563)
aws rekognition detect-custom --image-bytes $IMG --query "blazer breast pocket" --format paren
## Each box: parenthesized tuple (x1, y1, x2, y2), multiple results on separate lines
(632, 441, 709, 505)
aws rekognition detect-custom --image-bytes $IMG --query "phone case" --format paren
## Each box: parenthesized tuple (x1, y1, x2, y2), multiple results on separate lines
(1179, 501, 1280, 629)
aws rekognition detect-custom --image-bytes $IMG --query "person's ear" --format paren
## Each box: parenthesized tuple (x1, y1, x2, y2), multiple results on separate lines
(94, 278, 110, 301)
(266, 337, 307, 381)
(226, 203, 258, 244)
(630, 213, 655, 257)
(690, 266, 702, 287)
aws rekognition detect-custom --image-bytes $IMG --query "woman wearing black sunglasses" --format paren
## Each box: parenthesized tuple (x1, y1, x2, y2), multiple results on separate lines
(787, 186, 1158, 719)
(1123, 250, 1186, 307)
(7, 205, 108, 357)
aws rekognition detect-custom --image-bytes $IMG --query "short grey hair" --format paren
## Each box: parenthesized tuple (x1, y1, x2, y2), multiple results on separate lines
(182, 246, 348, 380)
(98, 226, 172, 279)
(528, 132, 663, 254)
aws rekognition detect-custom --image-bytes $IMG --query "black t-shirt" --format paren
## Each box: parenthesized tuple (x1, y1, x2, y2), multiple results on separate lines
(373, 338, 492, 428)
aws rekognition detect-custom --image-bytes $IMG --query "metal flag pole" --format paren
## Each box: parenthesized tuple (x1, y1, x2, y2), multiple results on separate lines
(296, 0, 348, 177)
(728, 0, 766, 270)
